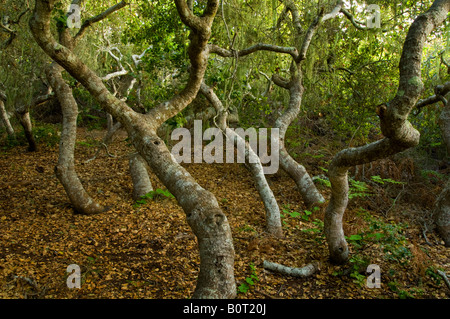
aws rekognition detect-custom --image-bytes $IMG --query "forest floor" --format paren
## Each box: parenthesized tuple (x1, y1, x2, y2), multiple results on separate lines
(0, 126, 449, 299)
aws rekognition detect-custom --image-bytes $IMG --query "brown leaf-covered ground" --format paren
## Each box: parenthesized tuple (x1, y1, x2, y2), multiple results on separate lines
(0, 127, 449, 299)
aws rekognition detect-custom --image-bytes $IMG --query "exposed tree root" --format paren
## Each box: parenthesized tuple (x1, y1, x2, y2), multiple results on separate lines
(263, 260, 320, 278)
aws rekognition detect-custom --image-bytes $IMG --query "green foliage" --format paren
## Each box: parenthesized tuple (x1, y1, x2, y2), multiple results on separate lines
(237, 263, 259, 294)
(314, 176, 331, 188)
(370, 175, 406, 185)
(32, 124, 60, 147)
(133, 188, 175, 207)
(334, 209, 413, 287)
(348, 255, 371, 287)
(420, 169, 445, 185)
(347, 210, 412, 265)
(122, 0, 188, 73)
(280, 206, 319, 226)
(165, 113, 187, 129)
(238, 224, 257, 233)
(387, 280, 424, 299)
(425, 266, 445, 286)
(52, 2, 68, 31)
(1, 123, 60, 150)
(302, 218, 324, 235)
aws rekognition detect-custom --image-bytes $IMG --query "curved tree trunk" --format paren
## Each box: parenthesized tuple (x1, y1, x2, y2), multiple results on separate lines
(133, 132, 236, 298)
(0, 96, 15, 138)
(14, 87, 53, 152)
(434, 179, 450, 246)
(324, 0, 450, 264)
(30, 0, 236, 298)
(46, 62, 105, 215)
(274, 73, 325, 208)
(200, 82, 283, 237)
(129, 152, 153, 200)
(14, 104, 37, 152)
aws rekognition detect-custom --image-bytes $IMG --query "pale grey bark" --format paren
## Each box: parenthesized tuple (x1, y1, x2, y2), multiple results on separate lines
(434, 97, 450, 246)
(46, 61, 106, 215)
(15, 106, 35, 151)
(263, 260, 320, 277)
(30, 0, 236, 298)
(438, 85, 450, 154)
(324, 0, 450, 264)
(0, 92, 15, 137)
(272, 1, 342, 208)
(200, 82, 283, 237)
(274, 67, 325, 208)
(40, 1, 115, 215)
(14, 88, 53, 152)
(207, 0, 342, 208)
(129, 152, 153, 200)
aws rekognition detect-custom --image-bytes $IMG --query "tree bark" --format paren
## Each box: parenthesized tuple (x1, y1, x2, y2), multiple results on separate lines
(46, 62, 106, 215)
(273, 1, 342, 208)
(15, 105, 36, 152)
(324, 0, 450, 264)
(200, 82, 283, 237)
(263, 260, 320, 277)
(0, 94, 15, 137)
(274, 68, 325, 208)
(439, 95, 450, 154)
(13, 87, 53, 152)
(129, 152, 153, 200)
(434, 179, 450, 246)
(30, 0, 236, 298)
(434, 98, 450, 246)
(208, 0, 341, 208)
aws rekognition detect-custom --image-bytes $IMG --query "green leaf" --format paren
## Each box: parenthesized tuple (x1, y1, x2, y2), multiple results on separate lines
(347, 234, 363, 242)
(289, 211, 301, 218)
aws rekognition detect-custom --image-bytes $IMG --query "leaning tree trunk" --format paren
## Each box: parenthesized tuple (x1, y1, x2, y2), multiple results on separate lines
(14, 104, 37, 152)
(200, 82, 283, 237)
(272, 2, 344, 208)
(274, 68, 325, 208)
(0, 94, 15, 138)
(129, 152, 153, 200)
(434, 96, 450, 246)
(207, 0, 339, 209)
(46, 62, 105, 215)
(30, 0, 236, 298)
(324, 0, 450, 264)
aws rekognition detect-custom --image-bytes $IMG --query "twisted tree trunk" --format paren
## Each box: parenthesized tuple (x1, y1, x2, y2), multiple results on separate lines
(14, 88, 53, 152)
(324, 0, 450, 263)
(207, 0, 340, 208)
(274, 66, 325, 208)
(434, 96, 450, 246)
(46, 62, 106, 215)
(30, 0, 236, 298)
(15, 105, 36, 152)
(200, 82, 283, 237)
(0, 93, 15, 137)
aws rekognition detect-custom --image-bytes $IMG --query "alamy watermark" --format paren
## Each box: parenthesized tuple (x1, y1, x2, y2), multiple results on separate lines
(366, 4, 381, 29)
(66, 4, 81, 29)
(171, 120, 280, 174)
(66, 262, 381, 289)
